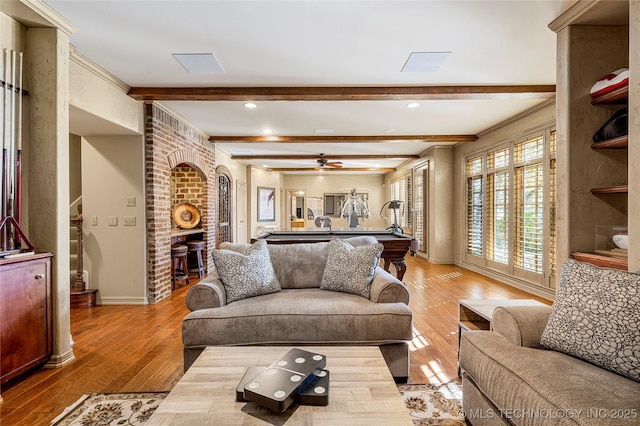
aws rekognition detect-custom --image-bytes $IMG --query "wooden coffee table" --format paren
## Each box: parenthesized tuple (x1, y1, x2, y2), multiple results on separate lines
(148, 346, 413, 425)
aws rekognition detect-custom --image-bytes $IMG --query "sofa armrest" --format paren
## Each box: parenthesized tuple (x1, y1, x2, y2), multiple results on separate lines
(491, 305, 553, 348)
(369, 267, 410, 304)
(185, 275, 227, 311)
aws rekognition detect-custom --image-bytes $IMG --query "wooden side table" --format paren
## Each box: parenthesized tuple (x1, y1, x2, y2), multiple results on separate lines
(457, 298, 548, 376)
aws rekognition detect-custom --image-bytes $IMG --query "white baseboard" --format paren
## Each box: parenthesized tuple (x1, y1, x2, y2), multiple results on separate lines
(99, 296, 149, 305)
(44, 348, 75, 369)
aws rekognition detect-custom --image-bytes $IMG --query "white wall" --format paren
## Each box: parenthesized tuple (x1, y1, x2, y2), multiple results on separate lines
(282, 174, 387, 229)
(82, 135, 147, 304)
(248, 167, 282, 237)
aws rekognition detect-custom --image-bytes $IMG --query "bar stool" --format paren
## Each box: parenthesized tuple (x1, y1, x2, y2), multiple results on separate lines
(186, 240, 205, 279)
(171, 244, 190, 290)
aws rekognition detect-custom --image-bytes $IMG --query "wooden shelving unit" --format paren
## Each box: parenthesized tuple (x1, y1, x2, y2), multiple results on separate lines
(591, 85, 628, 105)
(591, 135, 628, 149)
(590, 185, 629, 194)
(572, 251, 628, 270)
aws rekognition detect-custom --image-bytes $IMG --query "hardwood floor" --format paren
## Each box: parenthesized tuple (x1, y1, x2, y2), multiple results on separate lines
(0, 255, 549, 425)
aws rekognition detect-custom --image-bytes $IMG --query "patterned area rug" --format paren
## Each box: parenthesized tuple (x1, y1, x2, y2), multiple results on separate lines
(50, 392, 168, 425)
(51, 384, 462, 425)
(398, 382, 465, 425)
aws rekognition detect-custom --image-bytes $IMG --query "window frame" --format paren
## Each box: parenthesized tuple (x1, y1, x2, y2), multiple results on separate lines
(463, 126, 556, 289)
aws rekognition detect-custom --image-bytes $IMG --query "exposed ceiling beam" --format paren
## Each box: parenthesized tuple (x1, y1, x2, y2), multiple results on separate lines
(266, 167, 396, 172)
(129, 85, 555, 101)
(211, 135, 477, 143)
(231, 154, 420, 160)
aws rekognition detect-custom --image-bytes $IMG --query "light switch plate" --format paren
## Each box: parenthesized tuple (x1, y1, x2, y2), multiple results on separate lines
(108, 216, 118, 226)
(124, 216, 136, 226)
(126, 197, 136, 207)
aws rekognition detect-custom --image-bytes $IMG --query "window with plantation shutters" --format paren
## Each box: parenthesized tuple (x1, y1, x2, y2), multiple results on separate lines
(413, 163, 428, 252)
(548, 130, 557, 279)
(463, 127, 556, 290)
(391, 173, 413, 233)
(466, 157, 484, 257)
(513, 136, 544, 274)
(487, 148, 509, 264)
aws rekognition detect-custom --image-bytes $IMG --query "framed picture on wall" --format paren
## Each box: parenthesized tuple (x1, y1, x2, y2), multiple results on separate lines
(257, 186, 276, 222)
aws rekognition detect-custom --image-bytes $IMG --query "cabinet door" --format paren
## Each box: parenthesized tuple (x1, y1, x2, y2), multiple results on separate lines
(0, 257, 52, 383)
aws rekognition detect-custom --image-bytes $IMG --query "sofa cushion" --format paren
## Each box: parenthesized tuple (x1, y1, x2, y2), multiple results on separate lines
(460, 331, 640, 425)
(540, 259, 640, 382)
(182, 288, 413, 347)
(320, 239, 383, 298)
(211, 240, 281, 303)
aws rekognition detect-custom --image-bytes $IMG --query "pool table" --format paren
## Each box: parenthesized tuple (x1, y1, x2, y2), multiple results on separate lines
(253, 227, 418, 280)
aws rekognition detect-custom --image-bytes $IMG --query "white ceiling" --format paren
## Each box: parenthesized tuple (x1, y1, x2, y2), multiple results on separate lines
(45, 0, 571, 173)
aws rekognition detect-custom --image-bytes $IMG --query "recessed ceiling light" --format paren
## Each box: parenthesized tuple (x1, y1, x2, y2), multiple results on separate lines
(262, 164, 268, 168)
(172, 53, 225, 74)
(407, 103, 420, 109)
(314, 128, 335, 134)
(262, 129, 273, 135)
(244, 102, 257, 109)
(401, 51, 451, 73)
(385, 128, 397, 133)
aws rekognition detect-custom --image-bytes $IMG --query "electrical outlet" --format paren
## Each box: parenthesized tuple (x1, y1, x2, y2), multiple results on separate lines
(91, 216, 98, 226)
(108, 216, 118, 226)
(126, 197, 136, 207)
(123, 216, 136, 226)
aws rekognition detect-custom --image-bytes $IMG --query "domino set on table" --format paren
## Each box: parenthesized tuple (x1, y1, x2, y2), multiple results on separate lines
(235, 348, 330, 412)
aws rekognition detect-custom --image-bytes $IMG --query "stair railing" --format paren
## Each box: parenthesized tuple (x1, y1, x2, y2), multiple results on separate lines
(70, 206, 85, 293)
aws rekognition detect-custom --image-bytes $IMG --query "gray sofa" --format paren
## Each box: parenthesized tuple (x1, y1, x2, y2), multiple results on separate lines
(460, 260, 640, 426)
(182, 238, 413, 380)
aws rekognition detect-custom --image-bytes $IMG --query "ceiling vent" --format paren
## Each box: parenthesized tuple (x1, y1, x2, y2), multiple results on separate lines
(401, 52, 451, 72)
(173, 53, 225, 74)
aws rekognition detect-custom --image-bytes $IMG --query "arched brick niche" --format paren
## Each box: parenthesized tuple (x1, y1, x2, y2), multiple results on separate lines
(144, 103, 216, 303)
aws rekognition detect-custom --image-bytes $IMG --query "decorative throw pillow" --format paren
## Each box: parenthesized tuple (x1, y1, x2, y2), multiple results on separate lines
(540, 259, 640, 382)
(211, 240, 281, 303)
(320, 239, 383, 298)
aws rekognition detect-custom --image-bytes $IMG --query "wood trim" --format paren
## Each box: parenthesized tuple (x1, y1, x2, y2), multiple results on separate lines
(591, 135, 628, 149)
(590, 185, 628, 194)
(266, 167, 396, 172)
(128, 85, 555, 101)
(231, 154, 419, 160)
(211, 135, 478, 143)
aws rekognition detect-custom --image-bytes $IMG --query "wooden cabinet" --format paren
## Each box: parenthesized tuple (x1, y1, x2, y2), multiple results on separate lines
(0, 253, 53, 384)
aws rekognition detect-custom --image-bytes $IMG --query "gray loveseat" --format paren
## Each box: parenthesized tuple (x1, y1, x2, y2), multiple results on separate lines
(460, 260, 640, 425)
(182, 238, 413, 380)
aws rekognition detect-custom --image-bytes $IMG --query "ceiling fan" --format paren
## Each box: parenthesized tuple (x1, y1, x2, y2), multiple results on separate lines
(315, 154, 343, 169)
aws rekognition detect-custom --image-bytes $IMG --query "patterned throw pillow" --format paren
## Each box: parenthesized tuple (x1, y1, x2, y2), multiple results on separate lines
(540, 259, 640, 382)
(320, 239, 383, 299)
(211, 240, 281, 303)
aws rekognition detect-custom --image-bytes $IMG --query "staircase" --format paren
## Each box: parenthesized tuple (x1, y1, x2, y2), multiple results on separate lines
(70, 204, 97, 308)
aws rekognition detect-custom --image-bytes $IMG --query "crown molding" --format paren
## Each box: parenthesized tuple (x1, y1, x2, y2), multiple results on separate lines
(70, 46, 130, 93)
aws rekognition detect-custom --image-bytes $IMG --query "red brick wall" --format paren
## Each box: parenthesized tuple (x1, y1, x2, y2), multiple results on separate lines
(145, 103, 216, 303)
(171, 165, 206, 224)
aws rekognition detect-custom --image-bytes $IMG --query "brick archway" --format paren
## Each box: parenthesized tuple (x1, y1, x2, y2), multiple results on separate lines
(145, 103, 216, 303)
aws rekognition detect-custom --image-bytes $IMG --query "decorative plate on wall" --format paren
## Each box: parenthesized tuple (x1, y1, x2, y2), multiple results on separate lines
(172, 203, 201, 229)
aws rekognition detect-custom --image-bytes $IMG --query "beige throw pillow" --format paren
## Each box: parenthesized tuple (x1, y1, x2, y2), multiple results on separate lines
(212, 240, 281, 303)
(320, 239, 383, 299)
(540, 259, 640, 382)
